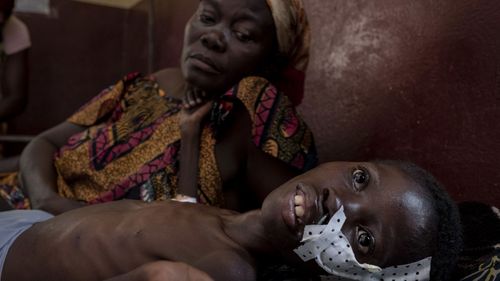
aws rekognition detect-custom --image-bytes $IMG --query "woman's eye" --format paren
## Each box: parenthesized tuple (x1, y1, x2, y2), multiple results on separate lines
(357, 227, 375, 255)
(352, 168, 370, 191)
(199, 14, 215, 25)
(234, 31, 252, 43)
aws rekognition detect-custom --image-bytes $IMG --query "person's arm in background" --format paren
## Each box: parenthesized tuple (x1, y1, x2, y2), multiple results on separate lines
(0, 48, 29, 121)
(20, 121, 87, 214)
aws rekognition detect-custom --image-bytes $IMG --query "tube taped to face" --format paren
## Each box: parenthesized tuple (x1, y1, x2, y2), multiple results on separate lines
(294, 206, 432, 281)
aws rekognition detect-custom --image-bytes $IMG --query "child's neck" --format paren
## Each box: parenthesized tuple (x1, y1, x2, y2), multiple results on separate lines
(222, 210, 275, 255)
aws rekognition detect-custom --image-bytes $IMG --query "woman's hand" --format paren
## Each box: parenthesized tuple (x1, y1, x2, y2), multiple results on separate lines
(183, 86, 208, 109)
(179, 99, 214, 136)
(19, 121, 87, 214)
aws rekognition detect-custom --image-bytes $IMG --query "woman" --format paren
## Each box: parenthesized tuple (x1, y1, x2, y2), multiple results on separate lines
(0, 0, 316, 214)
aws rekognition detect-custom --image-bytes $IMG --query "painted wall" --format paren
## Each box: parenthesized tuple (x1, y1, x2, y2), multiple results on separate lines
(301, 0, 500, 205)
(10, 0, 148, 134)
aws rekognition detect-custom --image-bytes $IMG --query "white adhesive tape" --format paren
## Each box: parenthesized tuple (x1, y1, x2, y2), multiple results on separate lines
(294, 206, 431, 281)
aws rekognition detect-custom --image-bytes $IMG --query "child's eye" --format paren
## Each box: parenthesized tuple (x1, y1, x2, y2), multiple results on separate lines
(352, 168, 370, 191)
(357, 227, 375, 255)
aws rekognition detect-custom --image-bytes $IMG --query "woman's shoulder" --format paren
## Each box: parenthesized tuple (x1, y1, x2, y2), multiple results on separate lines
(236, 76, 273, 92)
(235, 76, 292, 101)
(152, 68, 182, 79)
(152, 68, 185, 99)
(229, 76, 293, 115)
(228, 76, 318, 171)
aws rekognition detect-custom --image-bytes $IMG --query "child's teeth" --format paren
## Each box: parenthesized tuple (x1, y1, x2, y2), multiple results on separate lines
(295, 206, 305, 217)
(294, 195, 304, 205)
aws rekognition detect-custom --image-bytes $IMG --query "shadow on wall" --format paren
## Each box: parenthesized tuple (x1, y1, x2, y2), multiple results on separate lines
(300, 0, 500, 205)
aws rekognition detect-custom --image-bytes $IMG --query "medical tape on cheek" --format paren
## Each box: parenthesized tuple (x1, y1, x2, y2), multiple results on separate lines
(293, 206, 432, 281)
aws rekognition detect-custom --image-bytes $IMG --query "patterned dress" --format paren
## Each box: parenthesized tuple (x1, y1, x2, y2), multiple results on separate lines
(0, 73, 317, 209)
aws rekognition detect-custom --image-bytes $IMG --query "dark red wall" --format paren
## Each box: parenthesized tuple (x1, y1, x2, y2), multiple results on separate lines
(149, 0, 198, 70)
(301, 0, 500, 205)
(10, 0, 148, 134)
(10, 0, 196, 135)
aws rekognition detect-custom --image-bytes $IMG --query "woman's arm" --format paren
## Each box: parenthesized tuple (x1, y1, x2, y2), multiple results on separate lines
(103, 261, 214, 281)
(177, 100, 213, 200)
(0, 49, 29, 121)
(20, 121, 87, 214)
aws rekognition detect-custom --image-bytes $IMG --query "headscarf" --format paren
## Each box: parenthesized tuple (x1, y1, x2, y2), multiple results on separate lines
(266, 0, 310, 106)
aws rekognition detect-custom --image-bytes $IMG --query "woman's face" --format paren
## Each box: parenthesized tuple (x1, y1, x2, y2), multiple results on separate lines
(181, 0, 277, 94)
(261, 162, 436, 269)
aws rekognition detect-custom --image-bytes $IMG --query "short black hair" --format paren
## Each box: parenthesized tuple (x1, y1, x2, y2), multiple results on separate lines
(378, 160, 463, 281)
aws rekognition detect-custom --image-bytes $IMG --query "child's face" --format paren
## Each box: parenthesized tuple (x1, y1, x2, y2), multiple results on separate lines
(262, 161, 435, 269)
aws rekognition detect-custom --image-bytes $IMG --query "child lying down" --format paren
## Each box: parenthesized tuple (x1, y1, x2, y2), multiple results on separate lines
(0, 161, 462, 281)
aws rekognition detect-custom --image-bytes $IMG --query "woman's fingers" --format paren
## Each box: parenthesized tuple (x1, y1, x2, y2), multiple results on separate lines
(179, 99, 212, 129)
(194, 88, 203, 104)
(178, 100, 214, 135)
(183, 87, 208, 109)
(183, 88, 195, 108)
